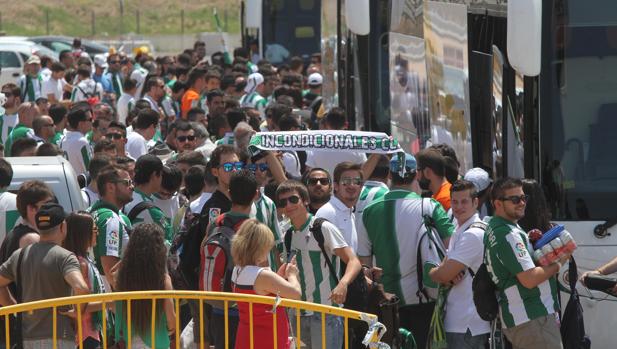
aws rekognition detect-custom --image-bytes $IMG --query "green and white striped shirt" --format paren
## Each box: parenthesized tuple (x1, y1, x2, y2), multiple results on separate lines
(287, 215, 348, 306)
(239, 91, 267, 117)
(484, 216, 559, 328)
(251, 189, 282, 268)
(88, 200, 132, 275)
(358, 189, 454, 305)
(123, 189, 173, 245)
(355, 180, 389, 236)
(59, 130, 92, 176)
(0, 191, 19, 243)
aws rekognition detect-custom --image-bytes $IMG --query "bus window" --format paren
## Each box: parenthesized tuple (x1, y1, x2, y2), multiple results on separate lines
(540, 0, 617, 220)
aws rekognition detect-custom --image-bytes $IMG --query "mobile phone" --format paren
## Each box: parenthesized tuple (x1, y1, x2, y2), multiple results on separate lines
(287, 250, 297, 263)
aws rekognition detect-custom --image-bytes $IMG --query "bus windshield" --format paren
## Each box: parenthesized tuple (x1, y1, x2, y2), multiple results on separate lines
(540, 0, 617, 220)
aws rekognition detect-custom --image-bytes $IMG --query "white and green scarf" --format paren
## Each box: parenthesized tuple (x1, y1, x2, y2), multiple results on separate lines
(249, 130, 407, 174)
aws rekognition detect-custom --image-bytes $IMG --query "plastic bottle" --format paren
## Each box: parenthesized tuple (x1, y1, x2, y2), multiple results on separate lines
(559, 230, 578, 253)
(534, 249, 547, 266)
(541, 244, 557, 266)
(550, 237, 566, 260)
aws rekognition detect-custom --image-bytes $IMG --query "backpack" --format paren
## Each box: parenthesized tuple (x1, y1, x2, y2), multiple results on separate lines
(416, 199, 448, 303)
(472, 222, 500, 322)
(199, 214, 243, 294)
(561, 257, 591, 349)
(284, 217, 369, 311)
(77, 81, 100, 105)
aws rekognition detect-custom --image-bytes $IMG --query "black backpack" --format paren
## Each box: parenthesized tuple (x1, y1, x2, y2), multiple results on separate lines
(284, 217, 369, 311)
(126, 201, 156, 223)
(177, 205, 211, 290)
(472, 222, 499, 322)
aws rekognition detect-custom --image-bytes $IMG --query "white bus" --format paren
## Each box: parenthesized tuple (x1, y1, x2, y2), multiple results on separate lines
(325, 0, 617, 346)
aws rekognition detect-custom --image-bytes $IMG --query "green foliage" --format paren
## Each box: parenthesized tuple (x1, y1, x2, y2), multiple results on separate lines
(0, 1, 240, 37)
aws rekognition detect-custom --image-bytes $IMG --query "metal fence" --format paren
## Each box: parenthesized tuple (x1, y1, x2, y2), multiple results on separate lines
(0, 290, 382, 349)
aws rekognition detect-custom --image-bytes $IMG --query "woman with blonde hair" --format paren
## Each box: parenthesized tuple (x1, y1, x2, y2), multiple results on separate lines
(231, 219, 301, 349)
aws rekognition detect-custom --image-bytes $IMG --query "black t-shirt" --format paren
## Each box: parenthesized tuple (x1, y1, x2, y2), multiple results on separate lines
(179, 190, 231, 290)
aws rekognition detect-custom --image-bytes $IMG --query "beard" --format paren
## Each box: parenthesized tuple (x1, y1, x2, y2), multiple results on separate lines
(310, 191, 331, 205)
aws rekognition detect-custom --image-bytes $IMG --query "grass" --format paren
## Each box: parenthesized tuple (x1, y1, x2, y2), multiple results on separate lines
(0, 0, 240, 37)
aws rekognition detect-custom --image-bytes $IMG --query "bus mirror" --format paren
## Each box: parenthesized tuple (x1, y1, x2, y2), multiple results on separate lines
(507, 0, 542, 76)
(346, 0, 370, 35)
(245, 0, 262, 29)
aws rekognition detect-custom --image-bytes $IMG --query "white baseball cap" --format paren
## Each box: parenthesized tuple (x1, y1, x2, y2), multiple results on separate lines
(26, 55, 41, 65)
(464, 167, 492, 192)
(94, 54, 108, 69)
(307, 72, 323, 86)
(244, 72, 264, 94)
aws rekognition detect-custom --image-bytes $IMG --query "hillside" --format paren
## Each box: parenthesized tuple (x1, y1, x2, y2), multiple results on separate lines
(0, 0, 241, 37)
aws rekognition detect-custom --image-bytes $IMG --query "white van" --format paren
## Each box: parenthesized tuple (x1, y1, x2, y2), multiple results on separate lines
(0, 40, 59, 86)
(6, 156, 85, 212)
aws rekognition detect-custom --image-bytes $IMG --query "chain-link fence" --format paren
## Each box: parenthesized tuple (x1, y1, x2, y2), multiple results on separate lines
(0, 3, 239, 38)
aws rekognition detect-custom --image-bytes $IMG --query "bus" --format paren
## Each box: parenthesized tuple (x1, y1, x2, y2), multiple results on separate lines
(324, 0, 617, 346)
(241, 0, 321, 64)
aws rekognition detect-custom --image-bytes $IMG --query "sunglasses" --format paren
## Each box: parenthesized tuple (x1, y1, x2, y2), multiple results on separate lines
(339, 177, 363, 186)
(106, 133, 124, 140)
(176, 135, 196, 142)
(307, 177, 330, 186)
(247, 163, 269, 172)
(221, 162, 244, 172)
(115, 178, 134, 187)
(276, 195, 301, 208)
(1, 92, 11, 97)
(499, 195, 529, 205)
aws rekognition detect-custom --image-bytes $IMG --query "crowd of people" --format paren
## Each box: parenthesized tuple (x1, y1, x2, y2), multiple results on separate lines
(0, 38, 574, 349)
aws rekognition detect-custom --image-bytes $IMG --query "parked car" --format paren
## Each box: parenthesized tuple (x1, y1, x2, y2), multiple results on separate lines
(29, 36, 109, 58)
(6, 156, 85, 212)
(0, 40, 59, 86)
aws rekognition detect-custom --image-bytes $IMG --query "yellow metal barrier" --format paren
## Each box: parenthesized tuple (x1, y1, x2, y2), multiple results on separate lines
(0, 290, 379, 349)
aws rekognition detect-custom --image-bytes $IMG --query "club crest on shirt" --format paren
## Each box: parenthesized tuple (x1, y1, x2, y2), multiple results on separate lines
(515, 242, 527, 258)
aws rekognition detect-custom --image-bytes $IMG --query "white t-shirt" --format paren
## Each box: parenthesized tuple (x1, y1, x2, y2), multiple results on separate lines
(195, 139, 216, 161)
(445, 213, 490, 335)
(153, 194, 181, 220)
(306, 150, 367, 177)
(59, 130, 92, 176)
(0, 191, 19, 243)
(131, 67, 149, 98)
(189, 192, 213, 214)
(116, 93, 135, 124)
(0, 112, 19, 145)
(315, 196, 358, 253)
(126, 131, 148, 160)
(281, 151, 301, 178)
(81, 186, 99, 208)
(41, 77, 66, 101)
(71, 79, 103, 102)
